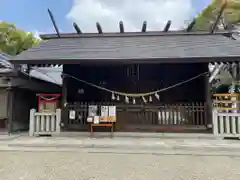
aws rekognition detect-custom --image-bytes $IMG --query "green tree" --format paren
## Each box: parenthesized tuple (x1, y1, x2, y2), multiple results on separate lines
(0, 22, 41, 55)
(193, 0, 240, 31)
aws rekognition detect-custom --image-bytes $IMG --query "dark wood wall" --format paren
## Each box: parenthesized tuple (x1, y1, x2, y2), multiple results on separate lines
(64, 63, 208, 103)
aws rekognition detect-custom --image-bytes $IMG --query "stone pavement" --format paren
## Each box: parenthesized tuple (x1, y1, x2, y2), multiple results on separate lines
(0, 133, 240, 156)
(1, 151, 240, 180)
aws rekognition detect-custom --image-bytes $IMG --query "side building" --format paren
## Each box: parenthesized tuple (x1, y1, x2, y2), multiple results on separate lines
(0, 52, 61, 134)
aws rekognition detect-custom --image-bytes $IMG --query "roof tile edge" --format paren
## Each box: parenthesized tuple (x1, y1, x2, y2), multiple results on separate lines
(40, 31, 232, 40)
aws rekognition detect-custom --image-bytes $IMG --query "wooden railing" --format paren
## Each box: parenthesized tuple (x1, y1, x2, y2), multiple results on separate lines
(64, 102, 206, 131)
(156, 103, 205, 126)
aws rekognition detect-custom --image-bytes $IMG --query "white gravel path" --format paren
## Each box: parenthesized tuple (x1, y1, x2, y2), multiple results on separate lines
(0, 151, 240, 180)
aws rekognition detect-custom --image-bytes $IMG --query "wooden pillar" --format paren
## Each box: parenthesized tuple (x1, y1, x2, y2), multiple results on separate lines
(205, 73, 212, 129)
(6, 87, 14, 135)
(236, 63, 240, 82)
(61, 73, 68, 130)
(25, 65, 31, 74)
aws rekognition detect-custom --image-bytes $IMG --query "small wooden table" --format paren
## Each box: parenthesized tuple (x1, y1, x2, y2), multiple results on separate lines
(90, 123, 114, 138)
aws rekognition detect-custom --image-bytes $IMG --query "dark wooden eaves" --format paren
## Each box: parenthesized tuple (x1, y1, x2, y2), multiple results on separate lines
(40, 31, 232, 40)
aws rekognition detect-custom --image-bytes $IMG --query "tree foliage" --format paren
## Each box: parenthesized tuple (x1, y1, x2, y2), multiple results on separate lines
(193, 0, 240, 31)
(0, 22, 41, 55)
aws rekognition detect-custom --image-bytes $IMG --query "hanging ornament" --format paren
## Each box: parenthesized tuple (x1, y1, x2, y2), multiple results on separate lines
(149, 96, 152, 102)
(125, 96, 129, 103)
(142, 96, 147, 103)
(117, 95, 120, 101)
(155, 93, 160, 100)
(133, 98, 136, 104)
(111, 93, 115, 100)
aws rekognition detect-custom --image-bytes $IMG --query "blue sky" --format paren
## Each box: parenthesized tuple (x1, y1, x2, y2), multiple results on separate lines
(1, 0, 73, 33)
(1, 0, 212, 34)
(193, 0, 213, 13)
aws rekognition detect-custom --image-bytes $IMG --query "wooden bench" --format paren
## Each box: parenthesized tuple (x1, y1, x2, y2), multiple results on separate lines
(90, 123, 114, 138)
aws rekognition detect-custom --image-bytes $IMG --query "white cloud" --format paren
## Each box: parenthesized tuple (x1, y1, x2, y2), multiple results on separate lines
(67, 0, 195, 32)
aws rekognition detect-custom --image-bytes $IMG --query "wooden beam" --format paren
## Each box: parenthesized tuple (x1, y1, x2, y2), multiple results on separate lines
(96, 22, 103, 34)
(61, 70, 68, 130)
(205, 73, 213, 129)
(141, 21, 147, 32)
(237, 63, 240, 82)
(186, 19, 196, 32)
(25, 65, 31, 74)
(73, 22, 82, 34)
(163, 20, 171, 32)
(7, 87, 14, 135)
(210, 1, 227, 33)
(119, 21, 124, 33)
(47, 8, 60, 37)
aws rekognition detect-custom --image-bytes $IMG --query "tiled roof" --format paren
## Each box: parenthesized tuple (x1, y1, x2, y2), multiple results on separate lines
(11, 32, 240, 64)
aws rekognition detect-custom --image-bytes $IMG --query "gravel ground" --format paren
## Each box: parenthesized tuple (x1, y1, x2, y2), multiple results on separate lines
(0, 151, 240, 180)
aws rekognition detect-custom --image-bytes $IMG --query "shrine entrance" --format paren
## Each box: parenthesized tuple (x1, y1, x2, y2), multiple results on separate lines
(61, 62, 210, 133)
(62, 64, 208, 132)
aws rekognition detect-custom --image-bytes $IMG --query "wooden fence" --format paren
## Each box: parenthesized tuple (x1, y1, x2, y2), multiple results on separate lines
(29, 109, 61, 136)
(64, 102, 206, 131)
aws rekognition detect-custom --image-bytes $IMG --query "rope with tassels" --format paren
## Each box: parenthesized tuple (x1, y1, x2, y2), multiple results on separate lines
(61, 72, 208, 97)
(32, 67, 208, 103)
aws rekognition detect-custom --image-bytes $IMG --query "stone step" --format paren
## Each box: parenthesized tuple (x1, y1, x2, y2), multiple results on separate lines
(58, 132, 216, 140)
(1, 143, 240, 156)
